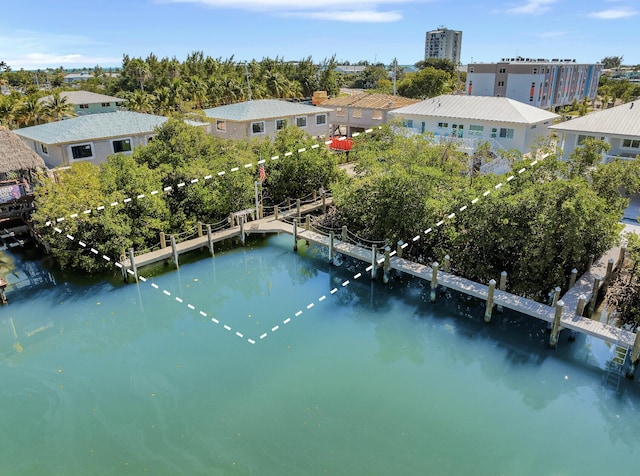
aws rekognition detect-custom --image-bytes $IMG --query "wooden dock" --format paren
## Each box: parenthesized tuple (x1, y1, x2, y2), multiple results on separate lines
(292, 226, 636, 350)
(121, 201, 637, 354)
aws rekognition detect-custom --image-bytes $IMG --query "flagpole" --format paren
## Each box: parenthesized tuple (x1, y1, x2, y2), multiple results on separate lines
(254, 180, 259, 216)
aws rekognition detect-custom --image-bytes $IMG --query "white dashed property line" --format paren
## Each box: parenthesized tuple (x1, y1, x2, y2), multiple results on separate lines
(53, 151, 544, 345)
(45, 127, 387, 226)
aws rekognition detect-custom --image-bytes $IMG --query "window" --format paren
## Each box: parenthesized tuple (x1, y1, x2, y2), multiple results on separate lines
(372, 110, 383, 120)
(491, 128, 498, 138)
(70, 143, 93, 160)
(577, 135, 595, 145)
(499, 128, 514, 139)
(78, 104, 89, 109)
(251, 121, 265, 134)
(469, 125, 484, 136)
(101, 102, 111, 107)
(498, 81, 504, 87)
(336, 108, 345, 117)
(403, 119, 413, 128)
(276, 119, 287, 130)
(112, 138, 132, 153)
(316, 114, 327, 125)
(438, 122, 448, 128)
(216, 120, 226, 132)
(296, 116, 307, 128)
(623, 139, 640, 148)
(40, 143, 48, 155)
(533, 68, 538, 74)
(352, 109, 362, 118)
(499, 67, 506, 73)
(469, 67, 474, 73)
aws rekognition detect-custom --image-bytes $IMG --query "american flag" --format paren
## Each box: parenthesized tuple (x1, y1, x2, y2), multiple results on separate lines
(259, 163, 266, 182)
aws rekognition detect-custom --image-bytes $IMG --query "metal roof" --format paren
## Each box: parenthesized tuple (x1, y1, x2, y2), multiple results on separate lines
(39, 91, 124, 105)
(203, 99, 331, 122)
(389, 95, 560, 124)
(321, 93, 419, 109)
(13, 111, 168, 145)
(550, 101, 640, 137)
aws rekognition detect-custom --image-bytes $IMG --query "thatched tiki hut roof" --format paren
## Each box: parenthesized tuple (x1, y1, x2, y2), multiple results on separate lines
(0, 126, 46, 174)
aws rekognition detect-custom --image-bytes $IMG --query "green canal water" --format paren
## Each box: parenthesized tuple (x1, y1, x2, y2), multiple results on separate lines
(1, 234, 640, 475)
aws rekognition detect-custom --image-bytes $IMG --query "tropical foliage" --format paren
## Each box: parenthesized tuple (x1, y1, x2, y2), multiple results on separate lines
(31, 119, 341, 273)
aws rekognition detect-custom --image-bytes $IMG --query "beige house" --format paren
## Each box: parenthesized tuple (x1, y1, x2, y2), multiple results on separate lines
(551, 101, 640, 161)
(320, 93, 419, 136)
(204, 99, 331, 140)
(14, 111, 170, 168)
(39, 91, 124, 116)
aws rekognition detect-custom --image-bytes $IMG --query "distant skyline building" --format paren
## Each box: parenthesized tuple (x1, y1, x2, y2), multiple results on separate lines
(465, 57, 603, 110)
(424, 27, 462, 65)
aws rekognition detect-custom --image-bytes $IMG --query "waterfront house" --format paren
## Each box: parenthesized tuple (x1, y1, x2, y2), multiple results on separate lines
(13, 111, 171, 167)
(203, 99, 331, 140)
(0, 126, 46, 224)
(550, 101, 640, 161)
(319, 93, 419, 136)
(389, 94, 560, 155)
(39, 91, 124, 116)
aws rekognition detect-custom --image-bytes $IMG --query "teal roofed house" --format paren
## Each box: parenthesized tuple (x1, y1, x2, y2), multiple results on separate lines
(204, 99, 331, 140)
(13, 111, 170, 168)
(39, 91, 124, 116)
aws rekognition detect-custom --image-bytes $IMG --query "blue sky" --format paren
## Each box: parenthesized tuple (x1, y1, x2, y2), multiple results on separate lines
(1, 0, 638, 70)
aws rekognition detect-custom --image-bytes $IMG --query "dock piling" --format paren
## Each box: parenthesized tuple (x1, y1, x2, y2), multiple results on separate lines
(328, 231, 334, 264)
(569, 268, 578, 289)
(549, 300, 565, 348)
(128, 248, 138, 282)
(430, 262, 439, 302)
(371, 245, 378, 279)
(484, 279, 496, 322)
(296, 199, 301, 219)
(603, 258, 614, 293)
(240, 215, 246, 245)
(274, 205, 279, 220)
(443, 255, 451, 273)
(160, 231, 166, 249)
(206, 225, 214, 256)
(383, 246, 391, 284)
(171, 235, 179, 269)
(626, 332, 640, 379)
(342, 225, 347, 242)
(588, 274, 602, 314)
(497, 271, 507, 312)
(293, 219, 298, 251)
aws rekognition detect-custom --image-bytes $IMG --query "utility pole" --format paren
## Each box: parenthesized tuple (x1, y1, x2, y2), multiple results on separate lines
(244, 62, 252, 101)
(393, 58, 397, 96)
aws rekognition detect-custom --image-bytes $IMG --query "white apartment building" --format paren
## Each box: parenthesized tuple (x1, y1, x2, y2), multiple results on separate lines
(466, 57, 602, 110)
(424, 28, 462, 65)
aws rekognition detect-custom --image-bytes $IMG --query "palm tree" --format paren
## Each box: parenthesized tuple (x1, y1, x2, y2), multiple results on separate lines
(17, 94, 45, 126)
(126, 89, 154, 113)
(43, 92, 76, 121)
(0, 96, 17, 127)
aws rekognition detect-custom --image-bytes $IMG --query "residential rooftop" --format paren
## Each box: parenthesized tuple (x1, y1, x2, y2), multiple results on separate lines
(13, 111, 168, 145)
(390, 95, 560, 124)
(203, 99, 331, 122)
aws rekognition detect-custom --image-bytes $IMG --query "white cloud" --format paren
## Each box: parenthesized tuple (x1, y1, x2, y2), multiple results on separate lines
(502, 0, 557, 15)
(290, 9, 402, 22)
(588, 7, 638, 19)
(0, 30, 120, 69)
(6, 53, 122, 70)
(164, 0, 413, 21)
(532, 31, 567, 39)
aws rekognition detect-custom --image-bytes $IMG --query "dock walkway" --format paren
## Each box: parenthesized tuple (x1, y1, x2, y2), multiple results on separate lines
(122, 204, 637, 351)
